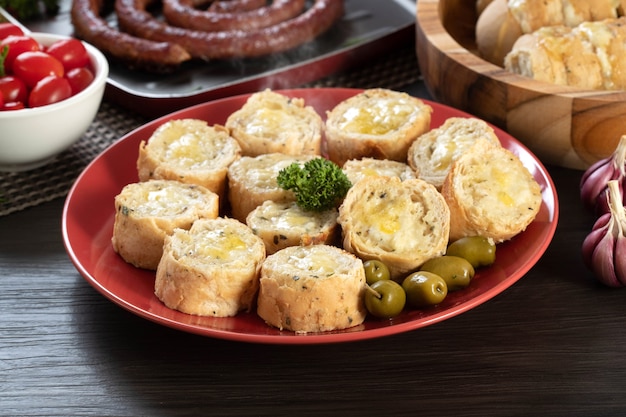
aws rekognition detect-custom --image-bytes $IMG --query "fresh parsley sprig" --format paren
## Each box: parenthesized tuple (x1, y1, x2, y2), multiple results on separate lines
(277, 157, 352, 212)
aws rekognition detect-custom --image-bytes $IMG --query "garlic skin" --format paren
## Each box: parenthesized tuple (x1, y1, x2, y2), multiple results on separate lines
(582, 180, 626, 288)
(580, 135, 626, 216)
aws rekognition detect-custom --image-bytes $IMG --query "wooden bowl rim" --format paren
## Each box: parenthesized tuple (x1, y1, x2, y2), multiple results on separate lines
(416, 0, 626, 102)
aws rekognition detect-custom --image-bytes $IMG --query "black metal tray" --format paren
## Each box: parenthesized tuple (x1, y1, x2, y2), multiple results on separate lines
(27, 0, 416, 116)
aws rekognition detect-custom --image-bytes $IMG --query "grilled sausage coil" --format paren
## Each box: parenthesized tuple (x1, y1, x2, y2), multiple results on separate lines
(71, 0, 345, 71)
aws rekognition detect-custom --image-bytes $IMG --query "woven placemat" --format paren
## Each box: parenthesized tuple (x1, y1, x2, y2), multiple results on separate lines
(0, 45, 421, 217)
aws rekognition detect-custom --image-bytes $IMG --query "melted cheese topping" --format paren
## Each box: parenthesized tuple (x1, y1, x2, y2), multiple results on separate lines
(150, 120, 236, 170)
(287, 246, 341, 277)
(343, 158, 416, 184)
(350, 191, 431, 253)
(245, 108, 295, 138)
(174, 221, 256, 263)
(231, 154, 306, 190)
(457, 152, 538, 214)
(120, 181, 214, 218)
(338, 98, 416, 136)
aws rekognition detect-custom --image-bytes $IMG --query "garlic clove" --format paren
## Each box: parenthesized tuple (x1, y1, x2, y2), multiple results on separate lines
(590, 231, 621, 287)
(580, 135, 626, 215)
(614, 235, 626, 286)
(582, 217, 610, 268)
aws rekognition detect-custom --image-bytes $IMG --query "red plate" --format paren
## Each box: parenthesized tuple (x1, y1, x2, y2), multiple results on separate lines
(62, 88, 559, 344)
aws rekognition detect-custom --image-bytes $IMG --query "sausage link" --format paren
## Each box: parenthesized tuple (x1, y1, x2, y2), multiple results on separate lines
(71, 0, 191, 71)
(163, 0, 306, 31)
(115, 0, 345, 60)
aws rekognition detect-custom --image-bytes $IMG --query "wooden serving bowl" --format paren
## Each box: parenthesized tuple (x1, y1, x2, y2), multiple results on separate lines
(416, 0, 626, 170)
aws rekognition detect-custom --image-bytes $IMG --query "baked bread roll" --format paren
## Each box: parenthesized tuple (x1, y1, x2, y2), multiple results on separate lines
(342, 157, 417, 185)
(246, 201, 339, 255)
(407, 117, 501, 190)
(505, 17, 626, 90)
(256, 245, 367, 333)
(476, 0, 622, 66)
(227, 153, 314, 222)
(137, 119, 241, 200)
(325, 88, 432, 166)
(111, 180, 219, 270)
(441, 138, 543, 243)
(338, 176, 450, 280)
(225, 89, 323, 157)
(155, 217, 266, 317)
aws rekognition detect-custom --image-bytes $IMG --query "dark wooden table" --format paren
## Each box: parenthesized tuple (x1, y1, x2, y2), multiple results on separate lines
(2, 20, 626, 416)
(3, 86, 625, 417)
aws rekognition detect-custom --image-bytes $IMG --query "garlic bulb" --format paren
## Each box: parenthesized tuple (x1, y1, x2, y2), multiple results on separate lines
(582, 180, 626, 287)
(580, 135, 626, 216)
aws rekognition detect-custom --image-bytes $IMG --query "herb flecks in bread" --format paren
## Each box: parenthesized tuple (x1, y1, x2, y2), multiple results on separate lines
(339, 176, 450, 280)
(154, 218, 266, 317)
(225, 89, 323, 157)
(441, 139, 542, 243)
(257, 245, 367, 333)
(325, 88, 432, 166)
(137, 119, 241, 200)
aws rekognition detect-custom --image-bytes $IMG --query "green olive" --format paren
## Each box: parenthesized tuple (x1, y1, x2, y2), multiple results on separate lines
(363, 260, 391, 285)
(401, 271, 448, 308)
(446, 236, 496, 268)
(364, 280, 406, 319)
(420, 255, 474, 291)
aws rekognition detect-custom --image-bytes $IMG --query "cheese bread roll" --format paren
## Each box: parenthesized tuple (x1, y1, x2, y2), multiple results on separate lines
(325, 89, 432, 166)
(246, 201, 339, 255)
(476, 0, 622, 66)
(342, 157, 417, 185)
(227, 153, 314, 222)
(338, 176, 450, 280)
(407, 117, 501, 190)
(225, 89, 323, 157)
(155, 218, 266, 317)
(137, 119, 241, 200)
(441, 139, 543, 243)
(505, 17, 626, 90)
(257, 245, 367, 333)
(112, 180, 219, 270)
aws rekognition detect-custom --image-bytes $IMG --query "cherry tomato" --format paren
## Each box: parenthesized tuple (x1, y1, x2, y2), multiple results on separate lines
(66, 66, 94, 95)
(46, 38, 90, 72)
(2, 101, 25, 111)
(13, 51, 64, 88)
(0, 23, 24, 40)
(0, 91, 4, 108)
(28, 75, 72, 108)
(0, 35, 40, 73)
(0, 75, 27, 103)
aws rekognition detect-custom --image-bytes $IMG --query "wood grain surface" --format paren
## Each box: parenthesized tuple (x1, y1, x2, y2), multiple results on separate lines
(3, 80, 626, 415)
(416, 0, 626, 170)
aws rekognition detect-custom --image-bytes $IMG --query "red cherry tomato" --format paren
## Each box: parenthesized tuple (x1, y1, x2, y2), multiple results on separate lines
(0, 23, 24, 40)
(0, 35, 40, 73)
(13, 51, 64, 88)
(66, 66, 94, 95)
(28, 75, 72, 108)
(0, 75, 28, 103)
(2, 101, 25, 111)
(46, 38, 90, 72)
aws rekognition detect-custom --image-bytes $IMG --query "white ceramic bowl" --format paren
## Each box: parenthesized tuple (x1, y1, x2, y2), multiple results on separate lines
(0, 32, 108, 172)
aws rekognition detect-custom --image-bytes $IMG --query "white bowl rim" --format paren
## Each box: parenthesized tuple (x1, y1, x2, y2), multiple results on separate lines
(0, 32, 109, 119)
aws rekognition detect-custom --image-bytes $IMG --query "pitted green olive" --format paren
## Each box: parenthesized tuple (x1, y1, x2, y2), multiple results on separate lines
(446, 236, 496, 268)
(401, 271, 448, 308)
(364, 280, 406, 319)
(363, 260, 390, 285)
(420, 255, 474, 291)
